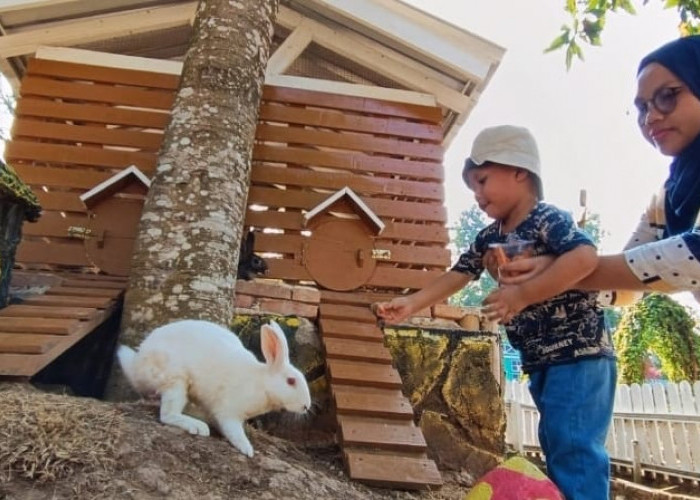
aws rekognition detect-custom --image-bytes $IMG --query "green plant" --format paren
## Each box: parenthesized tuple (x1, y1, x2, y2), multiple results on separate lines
(614, 293, 700, 383)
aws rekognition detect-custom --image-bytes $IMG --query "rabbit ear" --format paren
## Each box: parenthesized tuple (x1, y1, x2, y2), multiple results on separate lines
(260, 321, 289, 370)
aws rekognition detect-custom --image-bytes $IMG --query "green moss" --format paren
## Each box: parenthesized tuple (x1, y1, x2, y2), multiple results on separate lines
(0, 161, 41, 221)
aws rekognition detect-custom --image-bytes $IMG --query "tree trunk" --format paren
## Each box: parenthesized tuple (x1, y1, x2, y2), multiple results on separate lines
(108, 0, 279, 399)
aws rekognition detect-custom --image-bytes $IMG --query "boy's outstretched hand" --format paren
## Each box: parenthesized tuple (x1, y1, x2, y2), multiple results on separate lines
(371, 297, 413, 325)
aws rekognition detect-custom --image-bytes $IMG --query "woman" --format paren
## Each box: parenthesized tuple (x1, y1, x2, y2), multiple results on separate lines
(491, 35, 700, 313)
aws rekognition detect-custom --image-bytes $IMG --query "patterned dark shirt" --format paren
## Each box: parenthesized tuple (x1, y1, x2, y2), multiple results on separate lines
(451, 202, 614, 373)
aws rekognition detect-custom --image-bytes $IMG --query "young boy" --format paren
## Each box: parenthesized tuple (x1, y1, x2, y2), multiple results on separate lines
(374, 125, 617, 500)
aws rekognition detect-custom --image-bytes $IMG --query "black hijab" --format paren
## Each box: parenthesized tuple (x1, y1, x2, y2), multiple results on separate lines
(638, 35, 700, 236)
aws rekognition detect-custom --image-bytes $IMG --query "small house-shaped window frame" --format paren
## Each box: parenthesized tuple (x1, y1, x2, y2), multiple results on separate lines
(303, 186, 385, 235)
(79, 165, 151, 209)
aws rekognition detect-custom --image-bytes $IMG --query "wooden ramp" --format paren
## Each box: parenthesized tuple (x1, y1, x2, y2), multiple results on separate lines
(319, 291, 443, 491)
(0, 273, 126, 378)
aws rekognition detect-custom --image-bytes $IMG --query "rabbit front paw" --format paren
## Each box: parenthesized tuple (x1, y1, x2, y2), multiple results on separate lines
(236, 440, 254, 458)
(185, 419, 210, 436)
(218, 419, 254, 457)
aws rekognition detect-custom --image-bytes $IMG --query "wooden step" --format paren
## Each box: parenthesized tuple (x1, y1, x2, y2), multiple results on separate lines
(0, 333, 60, 354)
(0, 304, 97, 319)
(327, 359, 403, 389)
(345, 451, 442, 490)
(0, 317, 81, 335)
(340, 418, 427, 452)
(45, 286, 124, 299)
(324, 337, 392, 364)
(21, 295, 114, 309)
(334, 389, 414, 420)
(319, 318, 384, 343)
(319, 303, 377, 323)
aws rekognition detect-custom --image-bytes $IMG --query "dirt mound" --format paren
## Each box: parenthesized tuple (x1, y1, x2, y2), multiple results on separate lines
(0, 384, 468, 499)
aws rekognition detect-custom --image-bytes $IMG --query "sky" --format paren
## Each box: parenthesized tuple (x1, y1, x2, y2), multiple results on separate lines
(402, 0, 700, 309)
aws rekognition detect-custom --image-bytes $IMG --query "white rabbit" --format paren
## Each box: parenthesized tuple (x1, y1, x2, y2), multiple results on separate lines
(116, 319, 311, 457)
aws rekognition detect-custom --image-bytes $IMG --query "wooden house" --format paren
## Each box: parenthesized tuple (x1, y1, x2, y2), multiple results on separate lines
(0, 0, 505, 490)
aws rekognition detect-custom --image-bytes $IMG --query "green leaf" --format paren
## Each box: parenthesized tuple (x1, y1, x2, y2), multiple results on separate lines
(566, 0, 578, 14)
(665, 0, 679, 8)
(618, 0, 637, 14)
(545, 31, 571, 53)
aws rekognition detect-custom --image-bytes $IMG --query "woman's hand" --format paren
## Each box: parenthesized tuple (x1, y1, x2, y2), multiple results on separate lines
(483, 285, 528, 324)
(497, 255, 554, 285)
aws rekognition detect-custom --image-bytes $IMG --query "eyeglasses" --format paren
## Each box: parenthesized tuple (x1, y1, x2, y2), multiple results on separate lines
(635, 86, 685, 125)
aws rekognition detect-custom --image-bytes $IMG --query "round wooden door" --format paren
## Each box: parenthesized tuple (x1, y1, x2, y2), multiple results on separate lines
(304, 219, 377, 291)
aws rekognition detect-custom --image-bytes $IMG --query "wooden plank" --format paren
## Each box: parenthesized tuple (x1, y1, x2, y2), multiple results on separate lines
(333, 388, 414, 420)
(16, 240, 91, 267)
(21, 211, 90, 238)
(0, 333, 60, 354)
(21, 295, 113, 309)
(61, 279, 127, 290)
(0, 304, 96, 319)
(319, 303, 377, 323)
(15, 97, 171, 129)
(368, 267, 444, 291)
(380, 221, 449, 245)
(45, 287, 123, 299)
(27, 58, 180, 91)
(256, 124, 443, 161)
(5, 141, 158, 171)
(324, 337, 392, 364)
(340, 419, 427, 452)
(345, 451, 442, 490)
(32, 191, 86, 213)
(253, 144, 443, 181)
(251, 163, 443, 201)
(0, 353, 44, 376)
(319, 318, 385, 343)
(263, 86, 443, 123)
(327, 359, 403, 389)
(258, 103, 442, 141)
(13, 163, 116, 190)
(320, 291, 398, 306)
(245, 210, 449, 245)
(20, 76, 176, 110)
(13, 118, 164, 151)
(0, 317, 80, 335)
(54, 272, 128, 283)
(373, 243, 450, 267)
(247, 186, 447, 223)
(264, 259, 312, 281)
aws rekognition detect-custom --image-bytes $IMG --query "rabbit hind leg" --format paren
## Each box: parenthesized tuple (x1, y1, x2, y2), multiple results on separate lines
(159, 380, 210, 436)
(217, 417, 254, 457)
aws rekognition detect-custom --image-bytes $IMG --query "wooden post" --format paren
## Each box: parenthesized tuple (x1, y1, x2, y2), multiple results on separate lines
(632, 439, 642, 483)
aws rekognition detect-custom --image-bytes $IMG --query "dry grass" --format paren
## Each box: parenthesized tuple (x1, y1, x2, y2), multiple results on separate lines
(0, 384, 123, 483)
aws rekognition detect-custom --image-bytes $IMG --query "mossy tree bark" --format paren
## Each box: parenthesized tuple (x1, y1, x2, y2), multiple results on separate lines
(109, 0, 279, 399)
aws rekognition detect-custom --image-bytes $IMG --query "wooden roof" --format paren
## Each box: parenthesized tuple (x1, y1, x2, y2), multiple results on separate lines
(0, 0, 504, 146)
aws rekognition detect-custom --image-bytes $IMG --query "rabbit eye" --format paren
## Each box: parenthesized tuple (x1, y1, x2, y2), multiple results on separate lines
(286, 377, 296, 386)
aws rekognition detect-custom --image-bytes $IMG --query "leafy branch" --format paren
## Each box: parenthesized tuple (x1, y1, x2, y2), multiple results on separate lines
(550, 0, 700, 69)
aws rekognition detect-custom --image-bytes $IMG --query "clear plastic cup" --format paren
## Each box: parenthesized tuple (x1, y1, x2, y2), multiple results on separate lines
(489, 240, 535, 278)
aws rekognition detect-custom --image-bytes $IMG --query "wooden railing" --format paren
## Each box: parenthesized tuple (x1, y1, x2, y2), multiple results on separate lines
(505, 380, 700, 485)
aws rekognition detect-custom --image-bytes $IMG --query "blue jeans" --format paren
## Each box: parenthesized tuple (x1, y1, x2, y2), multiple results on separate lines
(528, 357, 617, 500)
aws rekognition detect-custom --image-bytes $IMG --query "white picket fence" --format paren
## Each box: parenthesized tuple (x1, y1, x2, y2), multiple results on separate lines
(505, 380, 700, 484)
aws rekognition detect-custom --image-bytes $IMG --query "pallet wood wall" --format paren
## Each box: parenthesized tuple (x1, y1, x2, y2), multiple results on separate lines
(8, 57, 450, 293)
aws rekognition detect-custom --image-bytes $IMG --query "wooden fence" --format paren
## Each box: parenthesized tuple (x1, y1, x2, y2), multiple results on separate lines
(505, 380, 700, 484)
